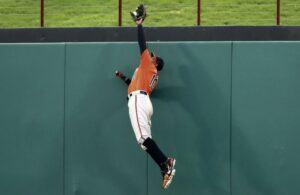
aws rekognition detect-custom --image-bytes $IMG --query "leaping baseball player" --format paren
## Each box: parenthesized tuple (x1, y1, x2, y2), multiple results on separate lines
(114, 5, 176, 189)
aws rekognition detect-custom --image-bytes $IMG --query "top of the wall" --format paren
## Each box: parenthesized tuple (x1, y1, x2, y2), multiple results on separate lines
(1, 26, 300, 43)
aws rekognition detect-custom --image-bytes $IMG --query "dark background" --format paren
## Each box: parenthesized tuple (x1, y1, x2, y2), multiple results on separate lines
(1, 26, 300, 42)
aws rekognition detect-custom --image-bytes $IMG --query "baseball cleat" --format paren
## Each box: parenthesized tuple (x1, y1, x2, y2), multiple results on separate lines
(162, 158, 176, 189)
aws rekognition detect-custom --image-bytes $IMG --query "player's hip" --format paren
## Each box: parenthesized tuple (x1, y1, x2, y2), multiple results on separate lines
(128, 90, 153, 115)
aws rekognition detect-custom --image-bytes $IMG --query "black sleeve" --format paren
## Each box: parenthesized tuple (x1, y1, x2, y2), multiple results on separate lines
(119, 74, 131, 86)
(125, 78, 131, 85)
(138, 24, 147, 54)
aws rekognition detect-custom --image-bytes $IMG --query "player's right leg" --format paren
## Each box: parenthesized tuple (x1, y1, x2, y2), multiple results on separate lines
(128, 94, 152, 142)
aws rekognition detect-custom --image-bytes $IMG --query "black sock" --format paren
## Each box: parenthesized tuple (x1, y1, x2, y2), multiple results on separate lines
(142, 138, 168, 171)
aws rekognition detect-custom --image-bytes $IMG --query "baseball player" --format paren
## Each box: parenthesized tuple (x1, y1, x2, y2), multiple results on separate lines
(114, 6, 176, 189)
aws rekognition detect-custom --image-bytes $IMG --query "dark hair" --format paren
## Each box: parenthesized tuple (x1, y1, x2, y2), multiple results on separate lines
(156, 56, 164, 71)
(151, 52, 164, 71)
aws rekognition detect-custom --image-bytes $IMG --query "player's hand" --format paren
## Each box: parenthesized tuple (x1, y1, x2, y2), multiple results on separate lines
(130, 4, 147, 24)
(135, 18, 143, 25)
(115, 70, 121, 77)
(115, 70, 124, 78)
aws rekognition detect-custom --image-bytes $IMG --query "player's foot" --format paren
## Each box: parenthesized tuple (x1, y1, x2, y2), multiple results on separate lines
(161, 158, 176, 189)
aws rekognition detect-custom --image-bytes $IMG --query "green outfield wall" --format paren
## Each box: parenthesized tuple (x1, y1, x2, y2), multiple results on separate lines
(0, 42, 299, 195)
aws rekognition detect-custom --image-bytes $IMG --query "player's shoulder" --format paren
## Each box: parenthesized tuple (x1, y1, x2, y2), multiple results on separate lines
(141, 49, 152, 63)
(141, 49, 151, 58)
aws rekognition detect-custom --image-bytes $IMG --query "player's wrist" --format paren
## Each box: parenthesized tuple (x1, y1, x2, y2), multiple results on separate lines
(115, 70, 124, 78)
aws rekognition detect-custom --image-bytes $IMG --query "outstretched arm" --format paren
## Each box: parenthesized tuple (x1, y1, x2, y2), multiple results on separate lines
(115, 70, 131, 85)
(136, 18, 147, 54)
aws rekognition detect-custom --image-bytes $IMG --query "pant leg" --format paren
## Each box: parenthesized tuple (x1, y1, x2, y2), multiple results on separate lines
(128, 94, 152, 144)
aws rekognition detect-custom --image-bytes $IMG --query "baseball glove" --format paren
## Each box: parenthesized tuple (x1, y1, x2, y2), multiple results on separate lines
(130, 4, 147, 22)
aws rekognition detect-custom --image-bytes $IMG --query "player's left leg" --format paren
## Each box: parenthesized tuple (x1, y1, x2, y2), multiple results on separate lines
(142, 137, 168, 170)
(128, 94, 176, 188)
(142, 138, 176, 189)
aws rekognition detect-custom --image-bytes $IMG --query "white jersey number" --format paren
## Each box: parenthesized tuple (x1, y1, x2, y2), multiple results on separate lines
(150, 74, 159, 90)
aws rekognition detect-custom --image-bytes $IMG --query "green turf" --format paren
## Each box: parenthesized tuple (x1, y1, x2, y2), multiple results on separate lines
(0, 0, 299, 28)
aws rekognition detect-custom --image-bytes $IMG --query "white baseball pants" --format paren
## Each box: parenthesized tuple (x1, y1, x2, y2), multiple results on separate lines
(128, 91, 153, 145)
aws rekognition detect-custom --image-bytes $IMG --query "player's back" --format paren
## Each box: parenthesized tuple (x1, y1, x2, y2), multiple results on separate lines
(128, 49, 159, 95)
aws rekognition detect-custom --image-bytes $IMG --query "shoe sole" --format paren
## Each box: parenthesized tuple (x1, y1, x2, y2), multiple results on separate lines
(163, 159, 176, 189)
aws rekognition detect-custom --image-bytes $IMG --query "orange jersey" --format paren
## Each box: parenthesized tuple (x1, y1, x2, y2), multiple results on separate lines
(128, 49, 159, 95)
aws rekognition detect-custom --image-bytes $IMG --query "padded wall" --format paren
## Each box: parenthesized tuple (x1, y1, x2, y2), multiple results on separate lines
(231, 42, 300, 195)
(64, 43, 148, 195)
(146, 42, 231, 195)
(0, 41, 299, 195)
(64, 42, 231, 195)
(0, 44, 65, 195)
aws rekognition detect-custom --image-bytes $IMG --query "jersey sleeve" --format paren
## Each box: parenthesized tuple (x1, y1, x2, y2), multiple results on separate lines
(138, 24, 147, 54)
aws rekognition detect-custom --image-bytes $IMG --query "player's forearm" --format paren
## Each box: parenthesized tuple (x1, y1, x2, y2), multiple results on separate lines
(119, 75, 132, 86)
(137, 24, 147, 54)
(115, 71, 131, 85)
(120, 74, 131, 85)
(124, 78, 131, 85)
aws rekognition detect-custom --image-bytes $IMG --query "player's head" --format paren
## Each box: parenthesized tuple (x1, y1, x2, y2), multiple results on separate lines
(151, 52, 164, 71)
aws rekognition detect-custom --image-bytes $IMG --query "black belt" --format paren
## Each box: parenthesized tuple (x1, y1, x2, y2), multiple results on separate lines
(127, 90, 147, 100)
